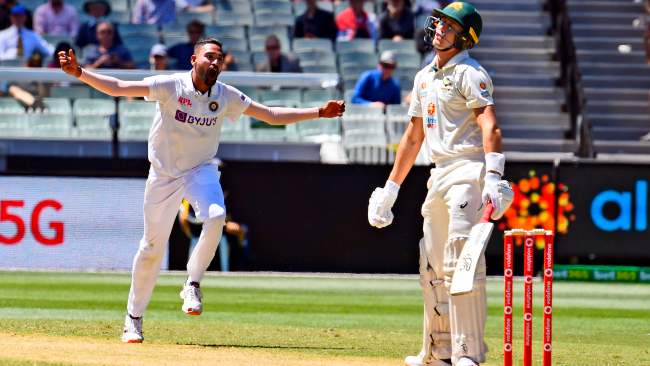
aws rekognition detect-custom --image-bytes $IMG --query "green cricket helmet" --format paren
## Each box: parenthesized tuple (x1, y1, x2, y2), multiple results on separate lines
(424, 1, 483, 50)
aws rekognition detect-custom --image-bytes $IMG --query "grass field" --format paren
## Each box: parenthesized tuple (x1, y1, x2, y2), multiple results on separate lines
(0, 271, 649, 366)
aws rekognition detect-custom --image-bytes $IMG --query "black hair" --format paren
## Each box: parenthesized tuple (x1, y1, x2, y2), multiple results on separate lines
(193, 38, 223, 54)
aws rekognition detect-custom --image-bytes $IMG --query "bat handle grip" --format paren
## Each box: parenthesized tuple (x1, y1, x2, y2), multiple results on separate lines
(480, 202, 494, 223)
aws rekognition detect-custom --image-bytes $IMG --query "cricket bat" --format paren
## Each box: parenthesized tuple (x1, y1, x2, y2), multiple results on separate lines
(449, 203, 494, 296)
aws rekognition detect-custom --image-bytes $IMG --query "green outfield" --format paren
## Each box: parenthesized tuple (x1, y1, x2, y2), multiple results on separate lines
(0, 271, 649, 366)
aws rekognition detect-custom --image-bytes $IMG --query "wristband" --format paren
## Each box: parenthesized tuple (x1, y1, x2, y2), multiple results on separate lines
(485, 152, 505, 177)
(74, 65, 82, 78)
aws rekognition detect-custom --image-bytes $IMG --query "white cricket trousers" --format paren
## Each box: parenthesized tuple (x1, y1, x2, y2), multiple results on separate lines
(127, 162, 226, 317)
(420, 155, 488, 364)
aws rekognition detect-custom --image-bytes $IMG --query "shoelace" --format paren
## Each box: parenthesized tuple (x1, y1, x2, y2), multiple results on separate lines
(186, 286, 202, 302)
(126, 317, 142, 334)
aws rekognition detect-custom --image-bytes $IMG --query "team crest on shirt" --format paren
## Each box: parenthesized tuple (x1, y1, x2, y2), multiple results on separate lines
(209, 101, 219, 112)
(479, 81, 490, 97)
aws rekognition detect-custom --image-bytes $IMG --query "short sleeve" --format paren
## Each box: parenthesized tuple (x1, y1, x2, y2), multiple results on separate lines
(143, 74, 176, 103)
(459, 65, 494, 109)
(408, 70, 423, 117)
(223, 84, 252, 122)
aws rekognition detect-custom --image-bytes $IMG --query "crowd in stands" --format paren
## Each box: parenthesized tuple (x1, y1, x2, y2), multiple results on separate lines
(0, 0, 452, 109)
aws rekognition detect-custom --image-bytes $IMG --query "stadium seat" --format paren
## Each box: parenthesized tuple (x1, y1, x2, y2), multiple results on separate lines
(292, 38, 333, 53)
(378, 39, 417, 54)
(302, 88, 337, 105)
(176, 11, 215, 27)
(118, 24, 158, 37)
(205, 25, 247, 40)
(343, 131, 388, 164)
(253, 1, 292, 15)
(258, 88, 301, 107)
(118, 100, 156, 141)
(0, 97, 28, 137)
(220, 37, 249, 52)
(338, 52, 378, 69)
(216, 11, 254, 26)
(295, 118, 341, 143)
(336, 39, 376, 54)
(50, 85, 91, 99)
(107, 10, 130, 24)
(29, 112, 71, 138)
(73, 98, 115, 140)
(295, 50, 336, 67)
(301, 64, 337, 73)
(215, 0, 252, 14)
(221, 115, 251, 141)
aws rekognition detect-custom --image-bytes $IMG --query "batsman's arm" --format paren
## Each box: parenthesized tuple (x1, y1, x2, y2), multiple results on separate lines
(243, 100, 345, 125)
(475, 105, 502, 154)
(58, 49, 149, 98)
(388, 116, 425, 185)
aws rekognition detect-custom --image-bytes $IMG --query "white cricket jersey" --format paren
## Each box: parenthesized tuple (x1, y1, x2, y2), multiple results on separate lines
(144, 71, 251, 178)
(408, 51, 494, 164)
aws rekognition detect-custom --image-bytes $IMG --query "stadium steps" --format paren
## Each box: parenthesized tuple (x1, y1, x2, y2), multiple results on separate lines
(494, 86, 565, 101)
(503, 138, 577, 153)
(481, 60, 559, 74)
(576, 49, 647, 63)
(578, 62, 649, 76)
(478, 35, 554, 49)
(584, 87, 649, 102)
(570, 12, 642, 26)
(573, 37, 644, 50)
(571, 24, 644, 38)
(593, 140, 650, 155)
(585, 101, 649, 115)
(567, 1, 643, 14)
(581, 75, 650, 89)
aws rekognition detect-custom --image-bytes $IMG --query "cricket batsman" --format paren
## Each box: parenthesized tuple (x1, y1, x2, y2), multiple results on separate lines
(58, 38, 345, 343)
(367, 2, 512, 365)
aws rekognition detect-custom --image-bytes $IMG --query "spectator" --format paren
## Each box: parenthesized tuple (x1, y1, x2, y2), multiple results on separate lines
(379, 0, 415, 40)
(351, 50, 401, 108)
(413, 0, 441, 17)
(131, 0, 176, 26)
(293, 0, 337, 42)
(221, 51, 237, 71)
(176, 0, 214, 13)
(255, 35, 301, 73)
(167, 19, 205, 70)
(82, 21, 134, 69)
(336, 0, 378, 41)
(0, 51, 47, 111)
(149, 43, 168, 70)
(1, 0, 33, 31)
(75, 0, 123, 49)
(0, 5, 53, 61)
(33, 0, 79, 37)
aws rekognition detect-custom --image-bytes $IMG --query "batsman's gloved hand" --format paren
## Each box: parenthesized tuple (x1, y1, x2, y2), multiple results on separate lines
(482, 174, 514, 220)
(368, 180, 400, 228)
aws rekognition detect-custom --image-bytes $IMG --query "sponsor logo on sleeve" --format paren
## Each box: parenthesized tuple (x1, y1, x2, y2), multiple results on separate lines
(426, 102, 437, 128)
(175, 110, 188, 123)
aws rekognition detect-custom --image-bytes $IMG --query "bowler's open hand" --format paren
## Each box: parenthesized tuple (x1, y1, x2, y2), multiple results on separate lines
(58, 49, 82, 78)
(319, 100, 345, 118)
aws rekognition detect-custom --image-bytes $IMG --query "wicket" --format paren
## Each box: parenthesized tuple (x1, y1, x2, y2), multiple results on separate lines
(503, 229, 554, 366)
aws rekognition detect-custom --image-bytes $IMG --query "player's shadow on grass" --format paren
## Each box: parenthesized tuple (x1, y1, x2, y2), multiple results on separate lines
(180, 342, 360, 351)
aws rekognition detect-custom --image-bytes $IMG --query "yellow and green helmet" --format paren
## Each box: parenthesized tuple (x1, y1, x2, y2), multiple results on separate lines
(433, 1, 482, 49)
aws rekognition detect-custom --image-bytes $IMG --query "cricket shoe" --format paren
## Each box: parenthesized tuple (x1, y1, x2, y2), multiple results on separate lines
(404, 353, 451, 366)
(180, 281, 203, 315)
(121, 314, 143, 343)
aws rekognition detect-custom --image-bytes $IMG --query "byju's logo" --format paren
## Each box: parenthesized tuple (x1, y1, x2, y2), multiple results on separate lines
(591, 180, 647, 232)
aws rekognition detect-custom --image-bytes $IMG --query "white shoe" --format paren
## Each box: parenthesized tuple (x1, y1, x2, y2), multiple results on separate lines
(121, 314, 143, 343)
(404, 354, 451, 366)
(180, 282, 203, 315)
(456, 357, 479, 366)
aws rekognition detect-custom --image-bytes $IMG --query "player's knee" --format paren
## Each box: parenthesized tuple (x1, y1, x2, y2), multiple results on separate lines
(137, 238, 165, 262)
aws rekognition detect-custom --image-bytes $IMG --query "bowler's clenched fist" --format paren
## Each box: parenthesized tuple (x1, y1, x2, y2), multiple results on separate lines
(58, 49, 82, 78)
(319, 100, 345, 118)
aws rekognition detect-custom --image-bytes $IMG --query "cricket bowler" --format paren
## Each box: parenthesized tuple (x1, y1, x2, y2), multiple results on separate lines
(58, 38, 345, 343)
